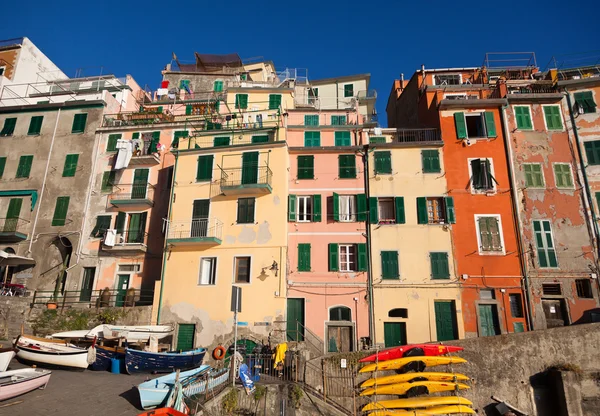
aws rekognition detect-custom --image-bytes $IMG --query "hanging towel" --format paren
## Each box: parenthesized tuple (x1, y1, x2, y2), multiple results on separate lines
(104, 229, 117, 247)
(114, 140, 133, 169)
(273, 342, 288, 369)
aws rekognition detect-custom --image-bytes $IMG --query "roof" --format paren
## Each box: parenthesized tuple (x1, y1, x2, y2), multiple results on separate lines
(195, 53, 242, 68)
(0, 37, 24, 51)
(310, 73, 371, 85)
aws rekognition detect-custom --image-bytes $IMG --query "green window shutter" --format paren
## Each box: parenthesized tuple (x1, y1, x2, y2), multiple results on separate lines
(370, 136, 386, 144)
(132, 132, 140, 140)
(395, 197, 405, 224)
(185, 105, 192, 115)
(533, 220, 558, 268)
(304, 131, 321, 147)
(454, 112, 467, 139)
(416, 197, 428, 224)
(288, 194, 297, 222)
(524, 164, 544, 187)
(596, 192, 600, 215)
(101, 171, 116, 193)
(107, 134, 121, 151)
(91, 215, 112, 237)
(298, 244, 311, 272)
(115, 211, 126, 234)
(584, 141, 600, 165)
(52, 196, 70, 226)
(304, 115, 319, 126)
(338, 155, 356, 178)
(62, 154, 79, 177)
(544, 221, 558, 267)
(251, 135, 269, 143)
(28, 116, 44, 135)
(471, 159, 482, 189)
(444, 197, 455, 224)
(235, 94, 248, 109)
(149, 131, 160, 153)
(237, 198, 255, 223)
(0, 157, 6, 179)
(313, 195, 322, 222)
(554, 164, 573, 188)
(357, 243, 368, 272)
(334, 131, 351, 146)
(381, 251, 399, 279)
(356, 194, 367, 222)
(431, 252, 450, 279)
(485, 112, 497, 137)
(0, 118, 17, 136)
(297, 156, 314, 179)
(328, 243, 339, 271)
(16, 155, 33, 178)
(374, 151, 392, 174)
(574, 91, 596, 113)
(515, 106, 532, 130)
(214, 80, 223, 92)
(369, 197, 379, 224)
(6, 198, 23, 220)
(171, 130, 188, 148)
(422, 150, 441, 173)
(214, 136, 230, 147)
(544, 106, 563, 130)
(344, 84, 354, 97)
(196, 155, 214, 182)
(72, 113, 87, 133)
(269, 94, 282, 110)
(333, 192, 340, 221)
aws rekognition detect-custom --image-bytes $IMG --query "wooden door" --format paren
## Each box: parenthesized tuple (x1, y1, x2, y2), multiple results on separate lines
(115, 274, 130, 307)
(478, 304, 501, 336)
(327, 326, 353, 353)
(286, 298, 305, 341)
(241, 152, 259, 185)
(383, 322, 407, 348)
(79, 267, 95, 302)
(191, 199, 210, 237)
(132, 169, 149, 199)
(434, 301, 458, 341)
(542, 299, 568, 328)
(176, 324, 195, 351)
(126, 212, 147, 243)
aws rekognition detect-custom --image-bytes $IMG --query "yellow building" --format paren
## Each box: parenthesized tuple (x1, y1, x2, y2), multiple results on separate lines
(365, 128, 464, 346)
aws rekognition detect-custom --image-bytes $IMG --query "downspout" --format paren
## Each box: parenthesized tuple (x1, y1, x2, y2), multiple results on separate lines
(500, 105, 534, 330)
(28, 108, 61, 254)
(336, 80, 339, 110)
(156, 151, 179, 324)
(362, 143, 375, 346)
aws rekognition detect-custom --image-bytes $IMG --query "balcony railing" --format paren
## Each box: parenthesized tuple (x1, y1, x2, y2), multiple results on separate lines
(102, 230, 148, 253)
(167, 218, 223, 245)
(184, 133, 277, 150)
(357, 89, 377, 100)
(394, 128, 441, 143)
(31, 288, 155, 308)
(220, 166, 273, 195)
(109, 183, 155, 207)
(0, 217, 29, 243)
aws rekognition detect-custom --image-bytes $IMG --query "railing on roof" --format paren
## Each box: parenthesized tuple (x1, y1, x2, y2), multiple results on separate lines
(370, 128, 441, 144)
(507, 84, 558, 95)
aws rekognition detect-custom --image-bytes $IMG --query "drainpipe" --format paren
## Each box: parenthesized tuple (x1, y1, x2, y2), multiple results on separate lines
(336, 80, 339, 110)
(500, 106, 534, 331)
(362, 143, 375, 346)
(28, 108, 61, 255)
(156, 151, 179, 324)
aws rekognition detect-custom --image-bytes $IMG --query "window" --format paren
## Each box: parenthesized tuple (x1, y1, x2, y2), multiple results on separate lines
(101, 171, 116, 193)
(91, 215, 112, 237)
(343, 84, 354, 97)
(338, 155, 356, 178)
(297, 196, 313, 222)
(374, 151, 392, 174)
(62, 154, 79, 177)
(542, 283, 562, 295)
(514, 106, 533, 130)
(28, 116, 44, 135)
(378, 198, 395, 224)
(381, 251, 399, 279)
(574, 91, 596, 114)
(288, 194, 321, 222)
(470, 159, 496, 192)
(421, 150, 441, 173)
(339, 244, 357, 272)
(107, 134, 121, 151)
(334, 131, 351, 146)
(476, 216, 504, 253)
(509, 294, 524, 318)
(328, 243, 367, 272)
(388, 308, 408, 318)
(198, 258, 217, 285)
(171, 131, 188, 149)
(16, 155, 33, 178)
(72, 113, 87, 133)
(331, 115, 346, 126)
(304, 115, 319, 126)
(0, 118, 16, 136)
(298, 244, 311, 272)
(251, 135, 269, 143)
(584, 140, 600, 165)
(543, 105, 563, 130)
(533, 220, 558, 268)
(52, 196, 70, 226)
(430, 252, 450, 279)
(329, 306, 351, 321)
(369, 196, 405, 225)
(235, 94, 248, 109)
(553, 163, 573, 188)
(213, 136, 230, 147)
(480, 289, 495, 300)
(370, 136, 386, 144)
(434, 74, 461, 85)
(304, 131, 321, 147)
(268, 94, 282, 110)
(338, 194, 357, 222)
(234, 257, 251, 283)
(213, 80, 223, 92)
(0, 156, 6, 179)
(454, 112, 496, 139)
(416, 197, 455, 224)
(118, 264, 141, 273)
(523, 164, 544, 188)
(237, 198, 255, 224)
(297, 156, 314, 179)
(576, 279, 593, 299)
(196, 155, 214, 182)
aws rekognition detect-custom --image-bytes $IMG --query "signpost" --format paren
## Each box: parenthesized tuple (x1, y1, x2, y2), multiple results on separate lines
(231, 286, 242, 386)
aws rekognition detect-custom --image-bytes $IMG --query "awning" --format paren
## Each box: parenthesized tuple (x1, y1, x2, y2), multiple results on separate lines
(0, 190, 38, 211)
(0, 250, 36, 266)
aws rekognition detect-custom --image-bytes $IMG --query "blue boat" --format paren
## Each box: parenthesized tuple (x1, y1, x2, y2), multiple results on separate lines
(125, 347, 207, 374)
(90, 345, 126, 371)
(137, 365, 210, 409)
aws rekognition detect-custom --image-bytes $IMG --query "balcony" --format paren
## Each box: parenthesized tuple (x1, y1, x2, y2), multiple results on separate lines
(220, 166, 272, 195)
(0, 217, 29, 243)
(130, 137, 160, 166)
(109, 184, 155, 208)
(101, 231, 147, 254)
(166, 218, 223, 246)
(394, 128, 441, 144)
(183, 131, 277, 150)
(357, 90, 377, 101)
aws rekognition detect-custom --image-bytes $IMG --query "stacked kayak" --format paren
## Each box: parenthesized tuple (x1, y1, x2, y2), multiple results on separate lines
(359, 343, 473, 415)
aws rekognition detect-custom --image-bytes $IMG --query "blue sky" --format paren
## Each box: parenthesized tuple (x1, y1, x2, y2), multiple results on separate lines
(2, 0, 599, 126)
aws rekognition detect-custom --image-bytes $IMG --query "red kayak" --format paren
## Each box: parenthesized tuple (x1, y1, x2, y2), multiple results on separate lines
(359, 344, 463, 363)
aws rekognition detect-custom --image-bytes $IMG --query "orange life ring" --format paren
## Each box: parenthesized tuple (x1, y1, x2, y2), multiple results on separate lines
(212, 346, 226, 360)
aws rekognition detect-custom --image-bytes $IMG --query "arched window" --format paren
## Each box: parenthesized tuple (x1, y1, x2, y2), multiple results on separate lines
(388, 308, 408, 318)
(329, 306, 351, 321)
(213, 80, 223, 92)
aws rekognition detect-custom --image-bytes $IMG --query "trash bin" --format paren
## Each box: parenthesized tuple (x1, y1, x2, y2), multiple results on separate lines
(111, 358, 120, 374)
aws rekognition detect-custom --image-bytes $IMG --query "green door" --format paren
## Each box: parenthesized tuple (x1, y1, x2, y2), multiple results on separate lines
(4, 198, 23, 232)
(176, 324, 195, 351)
(241, 152, 259, 185)
(434, 301, 458, 341)
(191, 199, 210, 237)
(286, 298, 305, 341)
(383, 322, 407, 348)
(132, 169, 149, 199)
(478, 304, 501, 336)
(79, 267, 95, 302)
(126, 212, 147, 243)
(115, 274, 130, 307)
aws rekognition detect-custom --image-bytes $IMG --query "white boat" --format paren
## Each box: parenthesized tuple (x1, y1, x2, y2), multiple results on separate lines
(0, 368, 52, 401)
(14, 335, 92, 370)
(52, 324, 174, 342)
(0, 348, 16, 372)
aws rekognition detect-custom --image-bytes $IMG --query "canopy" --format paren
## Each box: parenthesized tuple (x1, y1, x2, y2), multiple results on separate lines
(0, 249, 35, 266)
(0, 190, 38, 211)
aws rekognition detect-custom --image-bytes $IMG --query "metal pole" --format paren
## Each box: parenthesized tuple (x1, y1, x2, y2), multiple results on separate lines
(232, 298, 239, 387)
(362, 144, 375, 346)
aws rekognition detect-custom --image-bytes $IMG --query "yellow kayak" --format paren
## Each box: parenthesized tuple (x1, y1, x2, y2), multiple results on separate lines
(368, 404, 476, 415)
(361, 372, 469, 388)
(361, 381, 470, 396)
(360, 356, 467, 373)
(362, 396, 473, 411)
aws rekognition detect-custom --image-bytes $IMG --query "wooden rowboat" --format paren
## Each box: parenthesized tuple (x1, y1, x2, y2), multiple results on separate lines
(14, 335, 92, 370)
(137, 365, 210, 409)
(0, 368, 52, 401)
(90, 345, 126, 371)
(126, 347, 206, 374)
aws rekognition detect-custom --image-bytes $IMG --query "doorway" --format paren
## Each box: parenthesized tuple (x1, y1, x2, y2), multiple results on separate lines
(241, 152, 259, 185)
(478, 303, 501, 336)
(434, 300, 458, 341)
(176, 324, 195, 351)
(79, 267, 95, 302)
(383, 322, 407, 348)
(191, 199, 210, 237)
(286, 298, 305, 341)
(542, 298, 569, 328)
(132, 169, 149, 199)
(115, 274, 130, 307)
(126, 212, 147, 243)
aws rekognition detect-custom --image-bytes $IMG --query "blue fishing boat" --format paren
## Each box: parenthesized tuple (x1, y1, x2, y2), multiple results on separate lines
(137, 365, 210, 409)
(125, 347, 207, 374)
(90, 345, 126, 371)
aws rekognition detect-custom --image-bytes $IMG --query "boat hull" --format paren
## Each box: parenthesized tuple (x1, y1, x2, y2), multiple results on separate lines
(137, 365, 210, 409)
(0, 349, 16, 372)
(90, 346, 126, 371)
(360, 381, 470, 396)
(361, 372, 469, 388)
(359, 356, 467, 373)
(360, 344, 464, 363)
(126, 348, 206, 374)
(362, 396, 473, 411)
(368, 404, 475, 415)
(0, 368, 52, 401)
(16, 345, 89, 370)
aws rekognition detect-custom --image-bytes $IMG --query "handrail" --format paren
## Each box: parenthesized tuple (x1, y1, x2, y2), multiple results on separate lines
(30, 288, 154, 308)
(167, 218, 223, 241)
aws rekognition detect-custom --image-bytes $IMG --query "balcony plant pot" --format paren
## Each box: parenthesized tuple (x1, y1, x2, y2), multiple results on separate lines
(46, 301, 58, 310)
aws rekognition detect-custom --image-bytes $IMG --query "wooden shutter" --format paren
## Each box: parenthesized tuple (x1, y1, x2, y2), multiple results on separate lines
(298, 244, 311, 272)
(357, 243, 368, 272)
(356, 194, 367, 222)
(416, 197, 428, 224)
(196, 155, 213, 181)
(313, 195, 321, 222)
(333, 193, 340, 221)
(107, 134, 121, 151)
(422, 150, 440, 173)
(533, 221, 558, 268)
(91, 215, 112, 237)
(297, 156, 314, 179)
(395, 197, 405, 224)
(149, 131, 160, 153)
(328, 243, 339, 272)
(369, 197, 378, 224)
(444, 197, 455, 224)
(374, 151, 392, 174)
(288, 194, 297, 222)
(381, 251, 399, 279)
(544, 106, 562, 130)
(454, 112, 467, 139)
(479, 217, 492, 251)
(52, 196, 70, 226)
(485, 112, 497, 137)
(115, 212, 126, 234)
(62, 154, 79, 177)
(269, 94, 281, 110)
(543, 221, 557, 267)
(28, 116, 43, 135)
(16, 155, 33, 178)
(515, 106, 532, 130)
(185, 105, 192, 115)
(488, 217, 502, 250)
(72, 113, 87, 133)
(471, 159, 482, 189)
(431, 252, 449, 279)
(0, 157, 5, 179)
(101, 171, 116, 193)
(338, 155, 356, 178)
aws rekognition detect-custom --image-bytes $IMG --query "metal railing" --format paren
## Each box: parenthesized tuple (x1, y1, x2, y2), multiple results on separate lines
(394, 128, 441, 143)
(357, 89, 377, 100)
(30, 288, 154, 308)
(102, 230, 148, 247)
(185, 132, 277, 149)
(102, 111, 213, 128)
(220, 166, 272, 189)
(109, 183, 155, 202)
(507, 85, 559, 95)
(167, 218, 223, 241)
(0, 217, 29, 233)
(272, 320, 326, 359)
